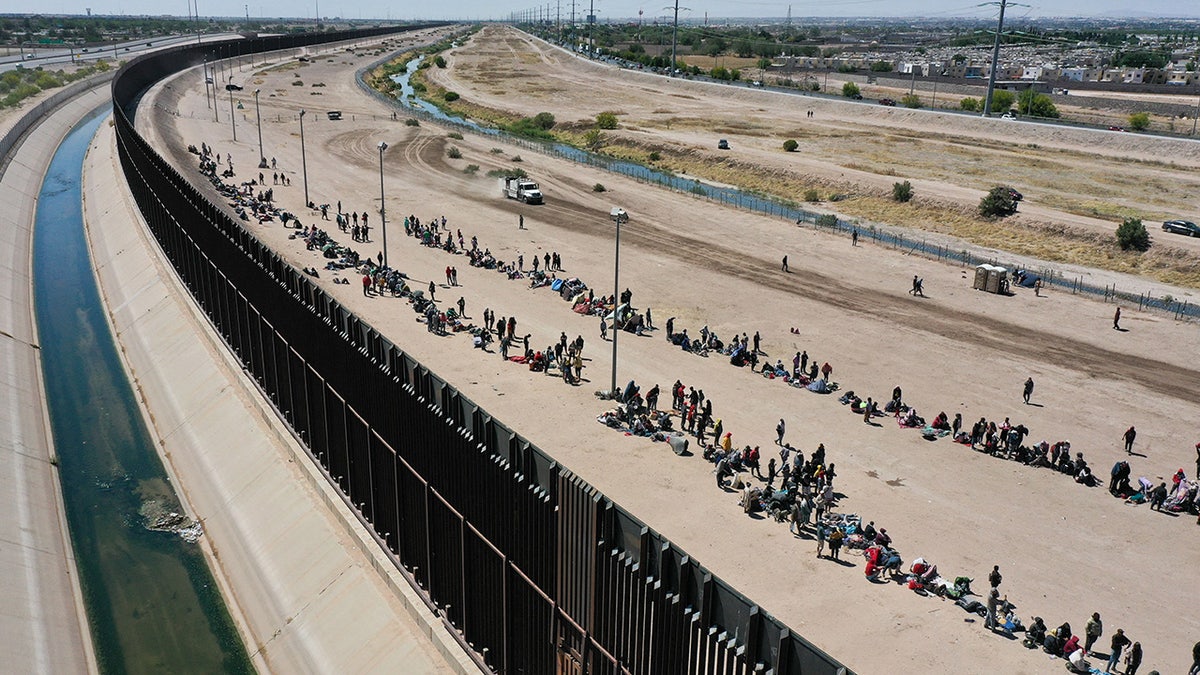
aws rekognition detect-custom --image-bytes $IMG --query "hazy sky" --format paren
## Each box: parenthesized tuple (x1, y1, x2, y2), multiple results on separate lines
(5, 0, 1197, 21)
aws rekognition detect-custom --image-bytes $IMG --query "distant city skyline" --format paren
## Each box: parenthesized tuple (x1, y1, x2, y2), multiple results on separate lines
(3, 0, 1199, 22)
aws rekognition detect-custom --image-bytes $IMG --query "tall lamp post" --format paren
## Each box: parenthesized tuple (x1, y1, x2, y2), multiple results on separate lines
(254, 89, 267, 168)
(299, 110, 309, 207)
(609, 207, 628, 395)
(227, 75, 237, 141)
(377, 141, 389, 267)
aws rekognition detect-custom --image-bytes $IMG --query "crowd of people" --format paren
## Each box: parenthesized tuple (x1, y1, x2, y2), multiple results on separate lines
(192, 136, 1196, 673)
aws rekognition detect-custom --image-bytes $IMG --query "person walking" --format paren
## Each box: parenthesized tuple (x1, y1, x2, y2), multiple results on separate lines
(428, 281, 436, 302)
(1113, 306, 1122, 329)
(600, 316, 608, 341)
(518, 214, 525, 230)
(1085, 612, 1103, 653)
(1105, 629, 1130, 674)
(1023, 377, 1035, 404)
(851, 228, 859, 246)
(781, 255, 789, 273)
(776, 418, 786, 446)
(1124, 426, 1137, 454)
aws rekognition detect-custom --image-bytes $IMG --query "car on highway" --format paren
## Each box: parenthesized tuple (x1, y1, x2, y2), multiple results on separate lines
(1162, 219, 1200, 237)
(879, 98, 896, 106)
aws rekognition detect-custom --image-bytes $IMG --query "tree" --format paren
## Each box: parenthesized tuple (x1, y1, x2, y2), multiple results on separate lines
(959, 97, 981, 112)
(892, 180, 913, 202)
(531, 111, 556, 130)
(434, 55, 446, 68)
(583, 129, 606, 150)
(952, 53, 967, 64)
(734, 39, 754, 57)
(989, 90, 1016, 113)
(901, 93, 922, 108)
(756, 57, 772, 71)
(842, 82, 861, 98)
(869, 60, 893, 72)
(595, 111, 618, 129)
(1116, 218, 1151, 251)
(979, 186, 1018, 218)
(1017, 89, 1059, 118)
(1128, 111, 1150, 131)
(783, 139, 798, 152)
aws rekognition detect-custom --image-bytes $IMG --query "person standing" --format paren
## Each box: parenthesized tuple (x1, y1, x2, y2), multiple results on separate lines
(985, 589, 1000, 630)
(781, 255, 789, 273)
(1105, 629, 1130, 674)
(1125, 641, 1142, 675)
(1085, 612, 1103, 653)
(1113, 306, 1122, 329)
(1023, 377, 1035, 404)
(518, 214, 525, 229)
(815, 522, 827, 558)
(776, 418, 786, 446)
(600, 315, 608, 341)
(1124, 426, 1137, 454)
(827, 526, 844, 560)
(457, 297, 465, 316)
(428, 281, 436, 302)
(851, 228, 859, 246)
(988, 565, 1002, 590)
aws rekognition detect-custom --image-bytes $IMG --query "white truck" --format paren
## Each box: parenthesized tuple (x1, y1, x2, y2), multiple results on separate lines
(501, 176, 543, 204)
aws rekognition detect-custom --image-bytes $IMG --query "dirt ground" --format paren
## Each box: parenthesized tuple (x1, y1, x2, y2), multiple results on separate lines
(138, 26, 1200, 674)
(425, 28, 1200, 284)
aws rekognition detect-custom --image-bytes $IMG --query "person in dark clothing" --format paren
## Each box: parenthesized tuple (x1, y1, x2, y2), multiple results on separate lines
(988, 565, 1002, 589)
(781, 255, 789, 272)
(1125, 642, 1142, 675)
(1023, 377, 1034, 404)
(1150, 482, 1168, 511)
(1106, 629, 1130, 674)
(1124, 426, 1137, 454)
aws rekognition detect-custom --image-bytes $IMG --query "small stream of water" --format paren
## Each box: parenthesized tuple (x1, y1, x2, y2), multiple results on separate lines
(33, 109, 253, 674)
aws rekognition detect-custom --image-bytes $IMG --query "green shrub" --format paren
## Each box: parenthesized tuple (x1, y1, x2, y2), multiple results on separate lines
(989, 90, 1016, 113)
(596, 111, 618, 129)
(490, 147, 505, 154)
(1116, 218, 1151, 251)
(869, 61, 893, 72)
(901, 94, 921, 108)
(405, 118, 420, 126)
(434, 55, 447, 68)
(292, 80, 304, 86)
(892, 180, 913, 202)
(463, 164, 480, 175)
(803, 188, 821, 202)
(511, 155, 523, 162)
(531, 111, 556, 129)
(447, 131, 463, 139)
(647, 151, 661, 161)
(443, 91, 460, 102)
(959, 97, 980, 112)
(842, 82, 860, 98)
(816, 214, 838, 227)
(593, 183, 607, 192)
(447, 146, 462, 159)
(979, 186, 1018, 218)
(1129, 112, 1150, 131)
(584, 129, 606, 150)
(829, 193, 847, 202)
(783, 139, 799, 152)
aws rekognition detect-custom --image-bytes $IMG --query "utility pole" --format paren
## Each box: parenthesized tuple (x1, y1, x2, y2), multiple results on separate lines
(665, 0, 688, 76)
(982, 0, 1008, 117)
(587, 0, 594, 56)
(557, 0, 561, 38)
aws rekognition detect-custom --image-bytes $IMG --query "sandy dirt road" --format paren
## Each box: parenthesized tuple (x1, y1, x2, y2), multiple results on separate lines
(426, 28, 1200, 261)
(143, 29, 1200, 674)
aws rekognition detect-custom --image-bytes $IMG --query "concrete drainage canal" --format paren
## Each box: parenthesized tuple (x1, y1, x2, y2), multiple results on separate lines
(33, 109, 253, 673)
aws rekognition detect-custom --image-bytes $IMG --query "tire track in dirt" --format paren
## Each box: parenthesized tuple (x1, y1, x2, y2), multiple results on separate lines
(320, 113, 1199, 404)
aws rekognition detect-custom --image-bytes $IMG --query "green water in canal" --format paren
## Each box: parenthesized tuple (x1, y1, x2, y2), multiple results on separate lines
(33, 109, 254, 674)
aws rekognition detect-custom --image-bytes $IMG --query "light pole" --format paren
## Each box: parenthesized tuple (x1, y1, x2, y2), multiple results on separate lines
(378, 141, 389, 267)
(609, 207, 628, 395)
(299, 110, 309, 207)
(227, 75, 237, 141)
(254, 89, 267, 167)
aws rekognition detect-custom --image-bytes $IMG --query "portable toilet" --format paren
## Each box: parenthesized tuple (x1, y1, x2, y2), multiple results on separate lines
(973, 265, 990, 290)
(985, 266, 1007, 294)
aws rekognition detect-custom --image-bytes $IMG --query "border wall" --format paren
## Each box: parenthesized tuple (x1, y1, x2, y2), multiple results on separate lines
(111, 27, 851, 674)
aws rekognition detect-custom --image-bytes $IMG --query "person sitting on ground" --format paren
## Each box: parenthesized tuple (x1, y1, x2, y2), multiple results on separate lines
(932, 412, 951, 431)
(1025, 617, 1047, 649)
(1045, 622, 1071, 654)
